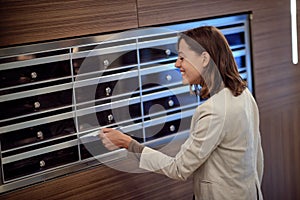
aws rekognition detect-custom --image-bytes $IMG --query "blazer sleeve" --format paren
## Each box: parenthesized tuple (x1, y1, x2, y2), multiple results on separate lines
(256, 131, 264, 183)
(139, 101, 226, 181)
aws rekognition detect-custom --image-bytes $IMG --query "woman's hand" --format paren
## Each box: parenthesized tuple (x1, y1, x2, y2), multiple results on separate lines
(99, 128, 133, 150)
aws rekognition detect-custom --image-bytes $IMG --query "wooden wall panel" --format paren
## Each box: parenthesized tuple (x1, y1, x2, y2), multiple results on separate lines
(137, 0, 256, 26)
(251, 1, 300, 110)
(249, 1, 300, 199)
(260, 103, 300, 200)
(0, 0, 138, 47)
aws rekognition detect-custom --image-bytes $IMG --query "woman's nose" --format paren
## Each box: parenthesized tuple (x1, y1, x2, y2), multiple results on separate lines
(175, 58, 181, 68)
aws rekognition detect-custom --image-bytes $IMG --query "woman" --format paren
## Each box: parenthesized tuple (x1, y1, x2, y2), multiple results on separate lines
(99, 26, 264, 200)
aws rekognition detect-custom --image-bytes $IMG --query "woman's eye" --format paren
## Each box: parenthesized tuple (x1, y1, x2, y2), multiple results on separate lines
(179, 57, 184, 61)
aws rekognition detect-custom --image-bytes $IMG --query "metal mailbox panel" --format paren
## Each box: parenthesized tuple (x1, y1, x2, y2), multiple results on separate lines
(138, 36, 178, 64)
(143, 90, 197, 117)
(72, 40, 137, 77)
(144, 115, 192, 142)
(75, 72, 139, 105)
(2, 146, 79, 181)
(0, 118, 76, 151)
(0, 89, 72, 120)
(141, 68, 182, 89)
(77, 100, 142, 132)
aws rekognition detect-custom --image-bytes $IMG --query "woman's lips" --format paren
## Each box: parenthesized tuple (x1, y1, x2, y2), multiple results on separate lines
(180, 69, 185, 75)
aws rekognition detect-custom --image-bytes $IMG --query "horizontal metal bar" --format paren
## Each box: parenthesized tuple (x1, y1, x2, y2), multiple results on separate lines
(143, 108, 195, 128)
(0, 112, 75, 134)
(221, 26, 245, 35)
(238, 67, 247, 73)
(139, 56, 177, 66)
(72, 43, 137, 59)
(73, 70, 139, 88)
(75, 96, 141, 116)
(2, 139, 78, 164)
(140, 81, 182, 94)
(137, 37, 178, 49)
(0, 82, 73, 103)
(140, 63, 176, 75)
(240, 72, 247, 80)
(230, 44, 246, 50)
(0, 76, 73, 93)
(0, 54, 70, 71)
(142, 85, 190, 102)
(76, 63, 137, 77)
(232, 49, 246, 57)
(0, 104, 73, 125)
(2, 133, 78, 154)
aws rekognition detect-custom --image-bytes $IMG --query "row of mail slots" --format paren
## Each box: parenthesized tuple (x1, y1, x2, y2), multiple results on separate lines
(0, 13, 253, 193)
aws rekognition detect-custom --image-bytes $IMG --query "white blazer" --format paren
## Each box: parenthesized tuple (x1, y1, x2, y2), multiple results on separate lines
(139, 88, 264, 200)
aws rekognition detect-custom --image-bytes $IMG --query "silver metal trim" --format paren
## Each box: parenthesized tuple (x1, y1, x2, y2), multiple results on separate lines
(137, 37, 178, 49)
(240, 72, 248, 80)
(140, 63, 176, 75)
(75, 95, 141, 117)
(0, 82, 73, 102)
(1, 133, 77, 154)
(0, 53, 70, 71)
(73, 69, 139, 88)
(143, 109, 195, 128)
(2, 139, 78, 164)
(232, 49, 246, 57)
(0, 112, 75, 134)
(72, 43, 137, 60)
(142, 85, 190, 101)
(0, 75, 73, 93)
(0, 104, 73, 125)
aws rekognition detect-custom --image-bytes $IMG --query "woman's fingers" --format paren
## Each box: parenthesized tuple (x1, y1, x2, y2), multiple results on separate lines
(99, 130, 119, 150)
(99, 128, 132, 150)
(101, 128, 114, 133)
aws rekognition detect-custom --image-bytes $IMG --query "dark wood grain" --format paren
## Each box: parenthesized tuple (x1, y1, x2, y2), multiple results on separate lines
(251, 1, 300, 199)
(0, 0, 138, 47)
(260, 103, 300, 200)
(137, 0, 256, 26)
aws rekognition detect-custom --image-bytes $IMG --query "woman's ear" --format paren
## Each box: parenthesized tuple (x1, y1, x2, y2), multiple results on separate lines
(201, 52, 210, 67)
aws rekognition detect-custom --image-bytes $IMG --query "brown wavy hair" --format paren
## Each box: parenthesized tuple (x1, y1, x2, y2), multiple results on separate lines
(178, 26, 246, 99)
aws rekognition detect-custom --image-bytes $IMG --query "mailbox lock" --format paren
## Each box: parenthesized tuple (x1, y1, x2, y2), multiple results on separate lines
(168, 100, 174, 107)
(34, 101, 41, 109)
(105, 87, 112, 96)
(108, 114, 114, 122)
(166, 74, 172, 81)
(169, 125, 176, 132)
(39, 160, 46, 168)
(103, 59, 110, 67)
(165, 49, 171, 56)
(31, 72, 38, 79)
(37, 131, 44, 140)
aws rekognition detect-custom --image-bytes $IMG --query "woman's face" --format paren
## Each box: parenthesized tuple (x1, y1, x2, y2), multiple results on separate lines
(175, 39, 205, 85)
